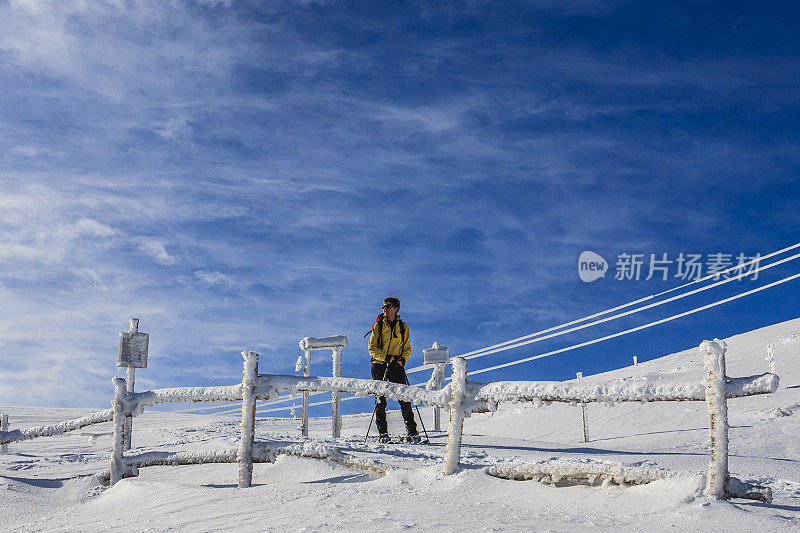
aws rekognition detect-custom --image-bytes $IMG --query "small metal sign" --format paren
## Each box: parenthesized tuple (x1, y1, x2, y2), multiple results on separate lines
(423, 342, 450, 364)
(118, 318, 149, 368)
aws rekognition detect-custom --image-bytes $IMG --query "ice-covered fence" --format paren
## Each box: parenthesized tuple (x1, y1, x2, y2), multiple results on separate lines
(106, 350, 412, 487)
(108, 375, 246, 486)
(0, 408, 114, 448)
(236, 350, 447, 487)
(442, 340, 777, 502)
(92, 334, 777, 500)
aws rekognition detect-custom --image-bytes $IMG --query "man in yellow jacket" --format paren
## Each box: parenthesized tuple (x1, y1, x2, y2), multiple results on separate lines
(368, 296, 419, 443)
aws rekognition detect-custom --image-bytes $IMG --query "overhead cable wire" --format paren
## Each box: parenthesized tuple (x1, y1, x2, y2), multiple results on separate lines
(420, 250, 800, 369)
(405, 242, 799, 374)
(466, 269, 800, 376)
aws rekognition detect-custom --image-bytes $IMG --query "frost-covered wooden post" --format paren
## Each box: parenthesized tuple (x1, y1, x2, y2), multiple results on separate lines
(331, 345, 343, 438)
(433, 363, 446, 431)
(238, 350, 258, 488)
(301, 346, 311, 437)
(1, 414, 8, 454)
(577, 372, 589, 443)
(766, 344, 774, 374)
(299, 336, 348, 439)
(443, 356, 467, 475)
(633, 355, 638, 366)
(110, 377, 127, 486)
(702, 339, 729, 499)
(423, 342, 450, 432)
(117, 318, 148, 451)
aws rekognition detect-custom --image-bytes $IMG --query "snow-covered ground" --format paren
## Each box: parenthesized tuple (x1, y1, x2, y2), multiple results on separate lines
(3, 318, 800, 531)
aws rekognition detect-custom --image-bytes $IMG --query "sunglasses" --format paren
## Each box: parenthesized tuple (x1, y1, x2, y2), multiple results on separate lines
(382, 304, 395, 309)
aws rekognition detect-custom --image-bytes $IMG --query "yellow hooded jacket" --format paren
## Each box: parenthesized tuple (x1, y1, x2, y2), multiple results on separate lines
(368, 316, 411, 364)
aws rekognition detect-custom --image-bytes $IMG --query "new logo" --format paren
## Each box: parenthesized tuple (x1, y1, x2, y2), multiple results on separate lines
(578, 251, 608, 283)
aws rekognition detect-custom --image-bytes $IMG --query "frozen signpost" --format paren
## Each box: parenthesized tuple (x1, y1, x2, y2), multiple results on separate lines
(298, 335, 348, 438)
(423, 342, 450, 431)
(117, 318, 149, 451)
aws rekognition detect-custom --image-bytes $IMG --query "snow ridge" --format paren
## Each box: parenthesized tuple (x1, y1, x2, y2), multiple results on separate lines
(486, 458, 675, 486)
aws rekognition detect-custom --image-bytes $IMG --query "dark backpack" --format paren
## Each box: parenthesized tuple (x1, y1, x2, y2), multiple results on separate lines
(364, 314, 406, 351)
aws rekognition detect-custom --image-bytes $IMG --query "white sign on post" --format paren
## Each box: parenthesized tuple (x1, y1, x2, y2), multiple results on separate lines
(118, 319, 149, 369)
(423, 342, 450, 364)
(423, 342, 450, 432)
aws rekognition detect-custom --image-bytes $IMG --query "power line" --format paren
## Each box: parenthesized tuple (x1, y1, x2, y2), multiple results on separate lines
(451, 251, 800, 366)
(467, 269, 800, 376)
(405, 243, 798, 374)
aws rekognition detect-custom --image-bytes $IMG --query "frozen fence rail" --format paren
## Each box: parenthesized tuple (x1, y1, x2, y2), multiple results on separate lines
(469, 370, 778, 409)
(133, 385, 244, 408)
(0, 408, 114, 447)
(102, 441, 386, 484)
(95, 339, 778, 502)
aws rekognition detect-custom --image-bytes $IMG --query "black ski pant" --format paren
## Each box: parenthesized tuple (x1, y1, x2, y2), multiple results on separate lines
(371, 362, 418, 436)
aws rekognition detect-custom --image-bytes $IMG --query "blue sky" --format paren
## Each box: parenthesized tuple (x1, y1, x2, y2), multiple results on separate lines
(1, 1, 799, 414)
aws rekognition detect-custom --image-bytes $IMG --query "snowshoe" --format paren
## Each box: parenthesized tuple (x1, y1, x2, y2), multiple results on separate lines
(378, 433, 391, 443)
(403, 434, 422, 444)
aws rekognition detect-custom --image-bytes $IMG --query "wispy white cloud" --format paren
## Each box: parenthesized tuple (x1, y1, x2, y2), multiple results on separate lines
(134, 237, 179, 265)
(194, 269, 234, 287)
(153, 117, 193, 142)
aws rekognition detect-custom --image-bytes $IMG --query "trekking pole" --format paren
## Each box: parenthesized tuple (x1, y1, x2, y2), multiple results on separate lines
(404, 375, 430, 443)
(363, 361, 391, 444)
(364, 402, 378, 444)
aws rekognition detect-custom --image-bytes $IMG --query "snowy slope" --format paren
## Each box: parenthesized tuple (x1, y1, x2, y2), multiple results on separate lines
(2, 318, 800, 531)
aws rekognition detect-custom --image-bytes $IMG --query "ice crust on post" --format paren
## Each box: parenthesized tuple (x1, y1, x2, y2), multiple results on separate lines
(238, 350, 258, 488)
(443, 357, 467, 475)
(702, 339, 729, 499)
(299, 336, 347, 350)
(110, 377, 127, 486)
(331, 346, 342, 438)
